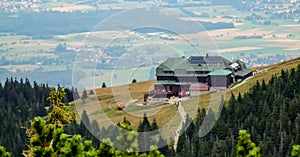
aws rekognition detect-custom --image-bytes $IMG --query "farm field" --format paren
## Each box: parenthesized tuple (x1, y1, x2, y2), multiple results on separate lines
(0, 64, 39, 72)
(1, 2, 300, 87)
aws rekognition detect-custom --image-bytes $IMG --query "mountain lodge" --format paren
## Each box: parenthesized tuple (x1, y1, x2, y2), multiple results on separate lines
(150, 54, 253, 98)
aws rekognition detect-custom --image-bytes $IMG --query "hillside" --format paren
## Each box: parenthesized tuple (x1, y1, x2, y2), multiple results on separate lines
(0, 58, 299, 156)
(174, 56, 300, 156)
(77, 57, 300, 130)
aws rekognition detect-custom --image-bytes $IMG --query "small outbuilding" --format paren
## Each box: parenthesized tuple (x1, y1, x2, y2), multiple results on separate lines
(208, 70, 233, 89)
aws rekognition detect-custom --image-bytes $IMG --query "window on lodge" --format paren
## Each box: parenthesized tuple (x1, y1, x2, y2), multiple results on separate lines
(164, 71, 174, 74)
(157, 76, 174, 80)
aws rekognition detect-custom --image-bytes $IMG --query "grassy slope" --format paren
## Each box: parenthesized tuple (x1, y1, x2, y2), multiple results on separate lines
(80, 57, 300, 129)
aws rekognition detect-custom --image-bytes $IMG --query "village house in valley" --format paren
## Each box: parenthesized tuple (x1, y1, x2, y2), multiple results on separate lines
(150, 54, 253, 97)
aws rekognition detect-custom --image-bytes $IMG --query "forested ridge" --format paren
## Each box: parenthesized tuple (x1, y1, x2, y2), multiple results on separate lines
(174, 64, 300, 156)
(0, 64, 300, 156)
(0, 78, 50, 156)
(0, 78, 76, 156)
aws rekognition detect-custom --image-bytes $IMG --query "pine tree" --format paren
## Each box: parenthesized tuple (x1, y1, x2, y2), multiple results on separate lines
(132, 79, 137, 83)
(137, 113, 153, 153)
(89, 90, 95, 95)
(102, 82, 107, 88)
(138, 113, 151, 132)
(79, 110, 92, 140)
(151, 118, 158, 131)
(63, 87, 74, 103)
(236, 130, 261, 157)
(82, 89, 88, 101)
(47, 87, 76, 127)
(90, 120, 101, 148)
(262, 79, 267, 91)
(72, 87, 80, 100)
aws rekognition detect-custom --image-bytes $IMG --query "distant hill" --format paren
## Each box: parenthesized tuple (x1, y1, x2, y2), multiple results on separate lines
(0, 8, 233, 37)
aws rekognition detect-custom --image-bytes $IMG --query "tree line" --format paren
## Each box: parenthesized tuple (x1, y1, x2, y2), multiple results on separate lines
(173, 65, 300, 156)
(1, 86, 165, 157)
(0, 78, 77, 156)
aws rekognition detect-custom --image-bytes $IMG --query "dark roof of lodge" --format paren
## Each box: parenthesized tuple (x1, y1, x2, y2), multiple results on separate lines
(156, 55, 252, 77)
(157, 58, 188, 70)
(188, 56, 231, 65)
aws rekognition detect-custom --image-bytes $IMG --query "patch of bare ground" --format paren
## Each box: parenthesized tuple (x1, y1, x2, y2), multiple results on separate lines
(0, 64, 40, 72)
(281, 24, 300, 27)
(211, 46, 262, 53)
(57, 31, 133, 40)
(180, 17, 233, 23)
(182, 28, 274, 41)
(51, 4, 95, 12)
(265, 39, 300, 50)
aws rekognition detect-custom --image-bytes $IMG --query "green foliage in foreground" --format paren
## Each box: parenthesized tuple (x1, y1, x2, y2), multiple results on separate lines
(21, 86, 164, 157)
(291, 145, 300, 157)
(22, 117, 164, 157)
(0, 146, 11, 157)
(23, 117, 98, 156)
(236, 130, 261, 157)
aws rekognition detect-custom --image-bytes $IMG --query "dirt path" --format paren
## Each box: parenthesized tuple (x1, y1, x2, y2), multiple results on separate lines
(230, 68, 270, 90)
(124, 99, 138, 107)
(173, 102, 187, 151)
(230, 76, 252, 90)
